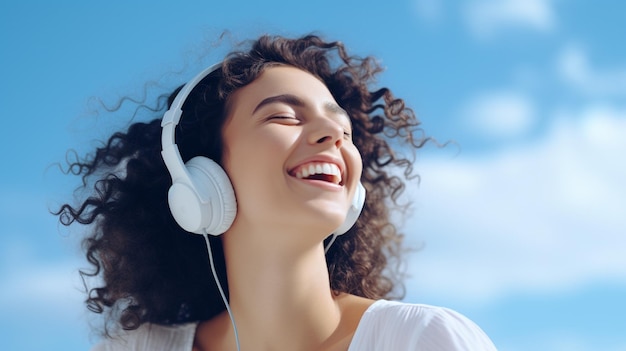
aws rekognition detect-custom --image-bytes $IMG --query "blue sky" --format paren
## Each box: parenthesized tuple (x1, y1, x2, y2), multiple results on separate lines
(1, 0, 625, 350)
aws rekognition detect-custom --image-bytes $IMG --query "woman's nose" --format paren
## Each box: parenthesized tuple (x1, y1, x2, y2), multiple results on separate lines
(308, 118, 344, 148)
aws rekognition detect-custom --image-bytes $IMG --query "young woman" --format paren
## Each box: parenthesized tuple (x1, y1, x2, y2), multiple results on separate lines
(56, 34, 497, 350)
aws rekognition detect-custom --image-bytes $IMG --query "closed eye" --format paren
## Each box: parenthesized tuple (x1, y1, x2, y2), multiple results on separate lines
(343, 126, 353, 138)
(266, 115, 301, 125)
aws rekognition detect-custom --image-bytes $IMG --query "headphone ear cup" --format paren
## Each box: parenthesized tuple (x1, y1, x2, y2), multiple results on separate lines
(167, 156, 237, 235)
(334, 182, 366, 235)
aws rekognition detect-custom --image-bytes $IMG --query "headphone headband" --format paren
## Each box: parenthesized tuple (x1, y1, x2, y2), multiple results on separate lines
(161, 62, 223, 181)
(161, 62, 238, 235)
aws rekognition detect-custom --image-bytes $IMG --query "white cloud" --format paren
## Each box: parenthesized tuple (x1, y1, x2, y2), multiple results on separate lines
(0, 242, 94, 349)
(557, 45, 626, 97)
(463, 0, 555, 39)
(403, 104, 626, 303)
(0, 262, 84, 307)
(0, 238, 86, 313)
(414, 0, 444, 23)
(461, 91, 536, 138)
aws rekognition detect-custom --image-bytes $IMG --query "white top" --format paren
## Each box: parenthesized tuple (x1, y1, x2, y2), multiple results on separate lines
(92, 300, 497, 350)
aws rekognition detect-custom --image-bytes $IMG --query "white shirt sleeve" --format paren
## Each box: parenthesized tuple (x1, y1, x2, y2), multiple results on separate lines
(349, 300, 497, 351)
(89, 323, 197, 351)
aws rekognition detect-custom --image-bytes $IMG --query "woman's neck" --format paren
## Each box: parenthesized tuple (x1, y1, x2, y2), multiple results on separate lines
(210, 223, 347, 351)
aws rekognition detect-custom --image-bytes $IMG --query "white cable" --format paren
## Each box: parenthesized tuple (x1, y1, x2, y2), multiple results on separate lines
(324, 232, 339, 254)
(203, 233, 241, 351)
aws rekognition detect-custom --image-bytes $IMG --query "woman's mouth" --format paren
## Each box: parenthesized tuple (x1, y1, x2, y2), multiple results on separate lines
(290, 162, 343, 185)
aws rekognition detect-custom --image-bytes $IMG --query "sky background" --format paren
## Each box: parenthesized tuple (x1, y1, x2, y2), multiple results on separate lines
(1, 0, 625, 350)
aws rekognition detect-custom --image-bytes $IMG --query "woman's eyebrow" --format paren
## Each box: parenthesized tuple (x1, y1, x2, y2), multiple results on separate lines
(253, 94, 304, 114)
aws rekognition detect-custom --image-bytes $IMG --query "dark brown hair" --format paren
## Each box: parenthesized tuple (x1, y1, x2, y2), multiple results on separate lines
(55, 34, 426, 335)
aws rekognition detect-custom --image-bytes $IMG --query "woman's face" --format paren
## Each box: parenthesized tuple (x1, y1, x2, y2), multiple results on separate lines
(221, 65, 362, 239)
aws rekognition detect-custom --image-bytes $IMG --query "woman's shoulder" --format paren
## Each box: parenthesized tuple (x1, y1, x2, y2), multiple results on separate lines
(90, 323, 198, 351)
(349, 300, 497, 350)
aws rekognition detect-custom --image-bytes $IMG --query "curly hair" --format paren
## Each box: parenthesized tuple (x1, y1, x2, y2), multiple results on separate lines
(55, 34, 426, 334)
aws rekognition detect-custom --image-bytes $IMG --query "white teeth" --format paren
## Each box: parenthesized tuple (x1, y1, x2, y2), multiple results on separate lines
(294, 162, 342, 183)
(322, 163, 332, 175)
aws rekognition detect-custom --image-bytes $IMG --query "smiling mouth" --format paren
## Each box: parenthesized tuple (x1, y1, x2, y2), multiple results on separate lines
(290, 162, 343, 185)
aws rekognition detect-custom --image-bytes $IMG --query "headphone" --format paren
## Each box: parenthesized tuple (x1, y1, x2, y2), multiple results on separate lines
(161, 63, 366, 236)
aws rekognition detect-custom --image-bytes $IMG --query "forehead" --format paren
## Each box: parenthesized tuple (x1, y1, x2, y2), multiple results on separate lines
(226, 65, 337, 114)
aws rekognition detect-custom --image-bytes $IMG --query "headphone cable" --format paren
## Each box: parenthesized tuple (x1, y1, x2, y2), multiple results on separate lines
(203, 233, 241, 351)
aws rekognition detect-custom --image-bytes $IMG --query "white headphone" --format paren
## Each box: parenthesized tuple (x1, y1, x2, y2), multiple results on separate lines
(161, 63, 366, 236)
